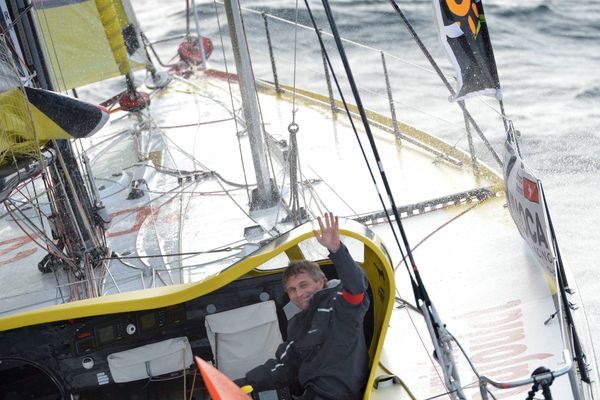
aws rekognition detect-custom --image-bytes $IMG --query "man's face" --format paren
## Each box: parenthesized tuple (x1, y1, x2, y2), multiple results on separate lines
(285, 271, 325, 311)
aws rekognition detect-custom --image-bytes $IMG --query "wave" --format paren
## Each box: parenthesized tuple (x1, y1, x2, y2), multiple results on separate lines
(494, 3, 553, 19)
(576, 86, 600, 100)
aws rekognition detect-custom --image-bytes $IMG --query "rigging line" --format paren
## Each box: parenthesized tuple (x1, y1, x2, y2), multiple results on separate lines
(353, 82, 465, 130)
(387, 0, 502, 168)
(271, 160, 290, 231)
(12, 183, 54, 228)
(1, 3, 32, 33)
(118, 252, 239, 274)
(294, 129, 313, 223)
(53, 267, 67, 303)
(52, 140, 99, 248)
(540, 182, 591, 383)
(242, 7, 437, 76)
(35, 6, 68, 91)
(126, 154, 255, 188)
(104, 263, 122, 293)
(107, 246, 241, 261)
(307, 165, 359, 217)
(300, 173, 327, 218)
(423, 379, 482, 400)
(394, 200, 483, 272)
(291, 0, 299, 121)
(145, 118, 205, 177)
(212, 0, 252, 204)
(177, 179, 200, 282)
(146, 187, 244, 196)
(81, 127, 134, 153)
(106, 178, 195, 228)
(423, 389, 459, 400)
(215, 173, 279, 237)
(5, 198, 74, 264)
(144, 116, 187, 181)
(396, 301, 448, 393)
(303, 0, 422, 302)
(376, 362, 418, 400)
(477, 96, 507, 120)
(292, 166, 327, 219)
(143, 181, 195, 284)
(75, 141, 94, 198)
(186, 0, 191, 38)
(449, 333, 499, 400)
(187, 77, 205, 173)
(158, 117, 235, 129)
(2, 43, 48, 181)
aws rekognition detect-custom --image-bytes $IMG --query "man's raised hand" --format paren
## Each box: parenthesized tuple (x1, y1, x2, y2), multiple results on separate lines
(313, 212, 341, 253)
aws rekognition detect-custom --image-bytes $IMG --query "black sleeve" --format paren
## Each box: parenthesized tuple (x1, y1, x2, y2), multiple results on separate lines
(245, 339, 300, 389)
(329, 243, 368, 295)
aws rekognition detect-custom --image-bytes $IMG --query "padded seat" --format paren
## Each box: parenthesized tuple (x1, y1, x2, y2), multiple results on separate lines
(204, 300, 283, 380)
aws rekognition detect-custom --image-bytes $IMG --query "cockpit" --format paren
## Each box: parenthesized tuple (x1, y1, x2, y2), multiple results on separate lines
(0, 223, 394, 400)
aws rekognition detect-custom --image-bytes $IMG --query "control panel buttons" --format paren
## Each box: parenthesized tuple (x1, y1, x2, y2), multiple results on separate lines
(82, 357, 94, 370)
(126, 323, 137, 335)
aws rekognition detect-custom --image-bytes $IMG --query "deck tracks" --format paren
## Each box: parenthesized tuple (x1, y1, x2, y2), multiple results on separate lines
(353, 186, 496, 225)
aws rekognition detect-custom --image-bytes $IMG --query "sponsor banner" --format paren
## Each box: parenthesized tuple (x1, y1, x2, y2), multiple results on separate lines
(503, 132, 556, 276)
(432, 0, 501, 101)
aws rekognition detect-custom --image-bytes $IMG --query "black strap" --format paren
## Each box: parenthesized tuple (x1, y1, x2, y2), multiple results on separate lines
(526, 367, 554, 400)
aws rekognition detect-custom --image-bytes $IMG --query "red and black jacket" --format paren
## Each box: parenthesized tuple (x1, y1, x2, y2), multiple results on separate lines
(246, 243, 370, 400)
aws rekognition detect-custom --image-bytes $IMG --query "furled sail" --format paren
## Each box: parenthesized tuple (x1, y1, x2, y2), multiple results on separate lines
(503, 129, 556, 278)
(32, 0, 147, 91)
(432, 0, 501, 101)
(0, 36, 108, 164)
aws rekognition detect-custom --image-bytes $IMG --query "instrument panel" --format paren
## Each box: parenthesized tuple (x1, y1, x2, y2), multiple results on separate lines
(73, 304, 187, 356)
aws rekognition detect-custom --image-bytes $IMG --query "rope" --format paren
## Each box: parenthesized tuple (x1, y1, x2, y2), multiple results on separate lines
(394, 200, 482, 272)
(34, 4, 69, 91)
(106, 246, 240, 261)
(287, 123, 302, 224)
(291, 0, 299, 118)
(449, 333, 498, 400)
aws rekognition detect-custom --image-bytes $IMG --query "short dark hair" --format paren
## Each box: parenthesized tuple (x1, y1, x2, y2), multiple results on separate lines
(282, 260, 326, 290)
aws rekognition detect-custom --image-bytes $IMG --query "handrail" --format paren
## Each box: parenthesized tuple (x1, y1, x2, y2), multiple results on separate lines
(478, 349, 573, 399)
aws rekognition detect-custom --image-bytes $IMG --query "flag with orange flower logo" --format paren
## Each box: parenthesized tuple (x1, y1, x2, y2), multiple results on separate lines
(432, 0, 501, 101)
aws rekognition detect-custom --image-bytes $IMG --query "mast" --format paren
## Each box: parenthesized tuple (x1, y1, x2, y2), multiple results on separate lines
(223, 0, 277, 210)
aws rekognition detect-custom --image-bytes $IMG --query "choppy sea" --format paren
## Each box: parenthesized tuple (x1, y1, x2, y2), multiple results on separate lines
(136, 0, 600, 363)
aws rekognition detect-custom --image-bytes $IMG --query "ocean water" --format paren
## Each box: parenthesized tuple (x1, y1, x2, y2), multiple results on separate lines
(137, 0, 600, 365)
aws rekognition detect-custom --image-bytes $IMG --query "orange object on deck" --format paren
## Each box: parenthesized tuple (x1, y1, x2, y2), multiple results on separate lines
(194, 356, 251, 400)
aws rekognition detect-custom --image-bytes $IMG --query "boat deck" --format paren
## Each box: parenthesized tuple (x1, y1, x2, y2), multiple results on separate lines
(0, 71, 579, 398)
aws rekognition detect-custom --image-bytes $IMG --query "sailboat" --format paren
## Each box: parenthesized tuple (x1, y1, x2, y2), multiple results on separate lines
(0, 0, 597, 399)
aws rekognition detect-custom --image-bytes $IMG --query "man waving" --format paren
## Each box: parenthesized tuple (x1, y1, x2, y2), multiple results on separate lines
(242, 213, 370, 400)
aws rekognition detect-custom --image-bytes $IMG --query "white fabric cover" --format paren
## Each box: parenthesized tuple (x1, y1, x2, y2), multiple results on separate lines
(107, 336, 193, 383)
(204, 300, 283, 380)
